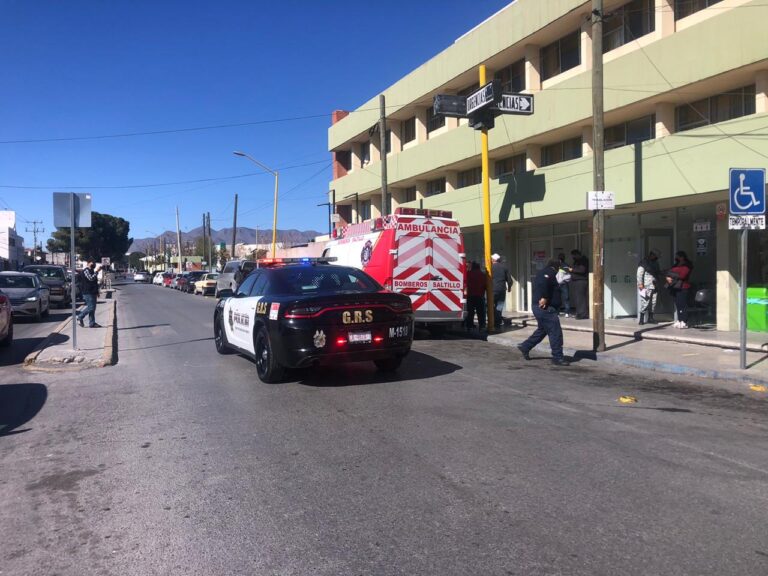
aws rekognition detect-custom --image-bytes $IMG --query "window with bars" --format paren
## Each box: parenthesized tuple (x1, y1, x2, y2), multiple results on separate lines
(603, 0, 655, 52)
(426, 177, 446, 197)
(359, 141, 370, 166)
(540, 30, 581, 81)
(494, 59, 525, 93)
(403, 186, 417, 203)
(426, 106, 445, 133)
(402, 117, 416, 143)
(541, 137, 583, 167)
(494, 153, 527, 178)
(674, 0, 723, 20)
(675, 85, 756, 132)
(457, 167, 482, 188)
(604, 115, 656, 150)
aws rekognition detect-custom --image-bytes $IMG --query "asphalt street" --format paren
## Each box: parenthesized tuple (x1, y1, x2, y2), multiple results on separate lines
(1, 281, 767, 576)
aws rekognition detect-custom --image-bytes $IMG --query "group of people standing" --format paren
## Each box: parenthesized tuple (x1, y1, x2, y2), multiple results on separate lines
(464, 253, 513, 332)
(637, 249, 694, 329)
(555, 250, 589, 320)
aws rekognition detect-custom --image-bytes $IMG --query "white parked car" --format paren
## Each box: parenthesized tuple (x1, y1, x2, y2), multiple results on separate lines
(152, 272, 165, 286)
(133, 271, 149, 283)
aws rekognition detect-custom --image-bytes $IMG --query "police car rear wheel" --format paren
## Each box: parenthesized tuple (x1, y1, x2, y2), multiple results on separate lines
(374, 356, 403, 372)
(214, 316, 233, 355)
(254, 328, 284, 383)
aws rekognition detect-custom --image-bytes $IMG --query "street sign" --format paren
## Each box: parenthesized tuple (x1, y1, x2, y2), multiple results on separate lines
(587, 191, 615, 210)
(495, 93, 534, 115)
(728, 215, 766, 230)
(330, 213, 341, 223)
(53, 192, 92, 228)
(101, 257, 111, 266)
(465, 80, 501, 115)
(433, 94, 467, 118)
(729, 168, 765, 215)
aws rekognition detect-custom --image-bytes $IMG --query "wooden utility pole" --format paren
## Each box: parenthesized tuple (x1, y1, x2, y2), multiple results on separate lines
(379, 94, 389, 216)
(231, 193, 238, 260)
(592, 0, 606, 351)
(175, 206, 183, 274)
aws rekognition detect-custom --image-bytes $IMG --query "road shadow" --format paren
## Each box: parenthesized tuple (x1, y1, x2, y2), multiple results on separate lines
(119, 336, 212, 351)
(0, 337, 49, 367)
(119, 323, 171, 331)
(292, 350, 463, 387)
(0, 383, 47, 437)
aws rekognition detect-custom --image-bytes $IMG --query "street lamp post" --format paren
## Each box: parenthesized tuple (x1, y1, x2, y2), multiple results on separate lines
(233, 151, 279, 257)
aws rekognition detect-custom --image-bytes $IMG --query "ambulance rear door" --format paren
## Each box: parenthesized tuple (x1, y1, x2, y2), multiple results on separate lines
(427, 218, 464, 322)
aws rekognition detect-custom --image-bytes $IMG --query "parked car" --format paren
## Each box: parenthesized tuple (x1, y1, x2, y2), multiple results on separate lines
(133, 271, 149, 283)
(180, 271, 206, 293)
(0, 288, 13, 347)
(194, 272, 219, 296)
(215, 259, 257, 297)
(0, 271, 51, 321)
(152, 272, 165, 286)
(22, 264, 71, 308)
(162, 273, 174, 287)
(175, 272, 193, 292)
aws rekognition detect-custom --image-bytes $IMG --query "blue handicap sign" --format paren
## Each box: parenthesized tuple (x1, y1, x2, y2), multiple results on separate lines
(729, 168, 766, 215)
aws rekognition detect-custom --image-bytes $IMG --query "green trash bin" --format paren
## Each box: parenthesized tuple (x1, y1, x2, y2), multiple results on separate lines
(746, 286, 768, 333)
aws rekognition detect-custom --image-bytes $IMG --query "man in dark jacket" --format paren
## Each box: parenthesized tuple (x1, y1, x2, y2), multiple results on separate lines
(517, 259, 569, 366)
(491, 253, 512, 327)
(464, 261, 487, 332)
(77, 261, 101, 328)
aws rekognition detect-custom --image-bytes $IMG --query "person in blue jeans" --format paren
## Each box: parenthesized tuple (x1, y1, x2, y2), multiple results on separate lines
(77, 261, 102, 328)
(517, 259, 570, 366)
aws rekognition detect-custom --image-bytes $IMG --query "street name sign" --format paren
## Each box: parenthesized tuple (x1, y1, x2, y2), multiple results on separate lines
(495, 93, 534, 115)
(433, 94, 468, 118)
(587, 191, 615, 210)
(465, 81, 501, 115)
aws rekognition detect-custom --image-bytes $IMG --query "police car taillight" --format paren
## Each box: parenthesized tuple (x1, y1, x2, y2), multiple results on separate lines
(336, 337, 347, 346)
(373, 336, 384, 343)
(284, 305, 323, 319)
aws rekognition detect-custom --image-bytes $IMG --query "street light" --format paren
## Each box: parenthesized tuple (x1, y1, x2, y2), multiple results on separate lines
(233, 151, 279, 257)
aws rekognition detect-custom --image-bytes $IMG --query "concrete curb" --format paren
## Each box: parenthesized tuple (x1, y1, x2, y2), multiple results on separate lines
(100, 299, 117, 367)
(23, 314, 73, 366)
(488, 333, 768, 386)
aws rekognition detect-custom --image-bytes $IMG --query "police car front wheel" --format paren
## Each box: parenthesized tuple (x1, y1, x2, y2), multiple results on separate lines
(214, 316, 233, 355)
(254, 328, 284, 383)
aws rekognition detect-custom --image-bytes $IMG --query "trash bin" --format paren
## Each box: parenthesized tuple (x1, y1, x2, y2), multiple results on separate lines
(746, 286, 768, 333)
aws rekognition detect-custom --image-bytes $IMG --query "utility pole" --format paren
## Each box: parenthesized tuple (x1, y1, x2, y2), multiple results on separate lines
(592, 0, 606, 352)
(478, 64, 495, 333)
(206, 212, 213, 271)
(202, 213, 207, 265)
(175, 207, 183, 274)
(379, 94, 389, 216)
(231, 193, 238, 260)
(25, 220, 44, 263)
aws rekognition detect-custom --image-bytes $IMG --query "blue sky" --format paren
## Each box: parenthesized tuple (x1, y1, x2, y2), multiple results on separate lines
(0, 0, 510, 248)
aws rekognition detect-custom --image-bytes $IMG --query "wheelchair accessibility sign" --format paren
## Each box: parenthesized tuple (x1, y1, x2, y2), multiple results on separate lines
(729, 168, 765, 230)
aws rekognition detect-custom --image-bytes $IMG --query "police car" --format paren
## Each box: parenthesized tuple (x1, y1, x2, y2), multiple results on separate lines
(213, 258, 414, 382)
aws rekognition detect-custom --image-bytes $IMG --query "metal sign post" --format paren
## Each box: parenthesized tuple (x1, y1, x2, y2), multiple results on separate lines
(740, 229, 747, 370)
(70, 193, 77, 350)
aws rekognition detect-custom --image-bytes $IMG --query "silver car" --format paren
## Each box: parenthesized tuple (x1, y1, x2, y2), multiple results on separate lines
(0, 272, 51, 321)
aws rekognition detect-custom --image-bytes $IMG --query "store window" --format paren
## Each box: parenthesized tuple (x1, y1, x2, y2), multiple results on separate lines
(674, 0, 723, 20)
(541, 30, 581, 81)
(457, 167, 482, 188)
(676, 85, 755, 132)
(604, 0, 655, 52)
(402, 117, 416, 144)
(604, 115, 656, 150)
(426, 177, 446, 197)
(541, 137, 583, 167)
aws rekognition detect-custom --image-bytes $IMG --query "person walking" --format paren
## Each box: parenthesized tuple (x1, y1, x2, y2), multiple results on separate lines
(517, 258, 570, 366)
(569, 249, 589, 319)
(77, 261, 102, 328)
(636, 249, 661, 325)
(666, 251, 693, 329)
(491, 253, 512, 327)
(556, 253, 572, 317)
(464, 261, 486, 332)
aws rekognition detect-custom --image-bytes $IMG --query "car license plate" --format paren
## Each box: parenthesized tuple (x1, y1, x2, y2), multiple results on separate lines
(348, 331, 371, 344)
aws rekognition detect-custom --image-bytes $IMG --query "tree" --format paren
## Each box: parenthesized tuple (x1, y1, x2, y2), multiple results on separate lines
(47, 212, 133, 264)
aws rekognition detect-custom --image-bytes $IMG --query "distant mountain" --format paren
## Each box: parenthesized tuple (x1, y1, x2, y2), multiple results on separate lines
(128, 227, 321, 254)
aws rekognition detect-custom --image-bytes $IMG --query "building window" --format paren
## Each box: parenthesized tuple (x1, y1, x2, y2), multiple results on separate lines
(674, 0, 723, 20)
(426, 106, 445, 133)
(457, 167, 482, 188)
(541, 137, 583, 167)
(494, 153, 526, 178)
(603, 0, 655, 52)
(359, 200, 371, 221)
(336, 150, 351, 171)
(426, 177, 446, 197)
(359, 141, 370, 166)
(403, 186, 417, 203)
(540, 30, 581, 81)
(675, 85, 756, 132)
(494, 59, 525, 93)
(402, 117, 416, 143)
(385, 129, 391, 154)
(604, 115, 656, 150)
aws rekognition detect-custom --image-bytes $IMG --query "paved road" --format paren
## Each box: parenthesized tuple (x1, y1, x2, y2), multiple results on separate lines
(1, 304, 72, 367)
(1, 282, 767, 575)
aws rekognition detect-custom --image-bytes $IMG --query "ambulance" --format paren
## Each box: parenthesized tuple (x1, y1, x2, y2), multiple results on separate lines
(320, 207, 466, 327)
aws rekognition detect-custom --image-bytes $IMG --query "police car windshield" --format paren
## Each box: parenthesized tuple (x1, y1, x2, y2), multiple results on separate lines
(270, 266, 381, 295)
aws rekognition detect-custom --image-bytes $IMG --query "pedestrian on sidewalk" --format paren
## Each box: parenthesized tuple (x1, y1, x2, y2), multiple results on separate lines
(569, 249, 589, 319)
(464, 261, 486, 332)
(491, 253, 512, 327)
(666, 251, 693, 329)
(556, 253, 572, 317)
(636, 249, 661, 325)
(77, 261, 102, 328)
(517, 258, 570, 366)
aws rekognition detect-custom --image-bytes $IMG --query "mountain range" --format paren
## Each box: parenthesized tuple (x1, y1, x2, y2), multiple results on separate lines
(129, 226, 321, 254)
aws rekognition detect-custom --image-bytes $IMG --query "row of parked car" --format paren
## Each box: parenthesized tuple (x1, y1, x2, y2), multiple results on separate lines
(140, 270, 220, 296)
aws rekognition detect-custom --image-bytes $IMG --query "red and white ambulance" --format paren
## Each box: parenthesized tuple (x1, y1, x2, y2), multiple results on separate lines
(320, 208, 466, 327)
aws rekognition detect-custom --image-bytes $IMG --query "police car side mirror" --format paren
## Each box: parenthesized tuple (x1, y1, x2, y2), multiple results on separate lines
(218, 288, 234, 299)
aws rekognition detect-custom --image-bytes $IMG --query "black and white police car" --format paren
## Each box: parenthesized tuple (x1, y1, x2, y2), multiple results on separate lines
(213, 258, 414, 382)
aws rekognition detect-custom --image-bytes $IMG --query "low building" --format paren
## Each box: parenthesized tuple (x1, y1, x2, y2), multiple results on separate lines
(0, 211, 26, 270)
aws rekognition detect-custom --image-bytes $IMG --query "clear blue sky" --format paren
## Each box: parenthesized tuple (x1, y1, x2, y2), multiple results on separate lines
(0, 0, 510, 248)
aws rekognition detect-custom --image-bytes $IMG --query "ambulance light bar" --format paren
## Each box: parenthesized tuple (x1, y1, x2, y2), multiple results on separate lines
(394, 207, 453, 218)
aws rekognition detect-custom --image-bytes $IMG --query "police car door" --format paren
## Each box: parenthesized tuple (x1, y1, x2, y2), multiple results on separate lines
(224, 272, 261, 352)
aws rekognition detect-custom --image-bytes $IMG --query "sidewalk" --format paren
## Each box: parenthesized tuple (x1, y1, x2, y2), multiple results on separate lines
(487, 314, 768, 385)
(24, 293, 117, 370)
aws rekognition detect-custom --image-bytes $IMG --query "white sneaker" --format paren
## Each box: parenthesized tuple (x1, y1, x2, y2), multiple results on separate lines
(678, 322, 688, 329)
(672, 320, 681, 328)
(565, 313, 571, 318)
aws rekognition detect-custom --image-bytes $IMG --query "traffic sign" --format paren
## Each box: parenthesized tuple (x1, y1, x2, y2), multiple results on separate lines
(495, 93, 534, 115)
(433, 94, 468, 118)
(728, 215, 766, 230)
(466, 80, 501, 115)
(729, 168, 765, 215)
